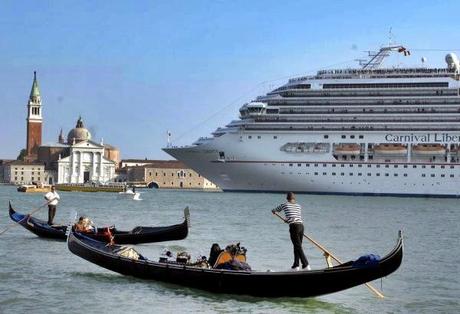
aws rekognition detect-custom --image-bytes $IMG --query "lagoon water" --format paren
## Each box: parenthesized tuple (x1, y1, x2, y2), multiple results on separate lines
(0, 185, 459, 313)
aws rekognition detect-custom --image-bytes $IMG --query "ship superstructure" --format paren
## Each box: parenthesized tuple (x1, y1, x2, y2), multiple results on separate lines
(164, 45, 460, 197)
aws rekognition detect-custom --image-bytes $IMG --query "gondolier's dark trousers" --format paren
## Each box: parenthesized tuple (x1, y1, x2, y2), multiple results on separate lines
(48, 205, 56, 225)
(289, 223, 309, 268)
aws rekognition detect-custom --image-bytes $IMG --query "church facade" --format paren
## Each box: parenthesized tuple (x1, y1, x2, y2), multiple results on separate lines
(56, 135, 115, 184)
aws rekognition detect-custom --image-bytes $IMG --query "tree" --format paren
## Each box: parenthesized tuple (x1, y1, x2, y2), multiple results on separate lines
(17, 149, 26, 161)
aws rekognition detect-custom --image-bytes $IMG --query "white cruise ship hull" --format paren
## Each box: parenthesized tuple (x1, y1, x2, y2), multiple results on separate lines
(164, 131, 460, 197)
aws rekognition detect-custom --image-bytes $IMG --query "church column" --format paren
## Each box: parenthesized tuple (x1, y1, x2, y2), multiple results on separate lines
(99, 152, 103, 181)
(92, 152, 96, 181)
(69, 152, 74, 183)
(79, 151, 83, 183)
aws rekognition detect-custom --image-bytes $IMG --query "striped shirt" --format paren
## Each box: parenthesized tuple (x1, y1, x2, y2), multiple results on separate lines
(273, 202, 303, 224)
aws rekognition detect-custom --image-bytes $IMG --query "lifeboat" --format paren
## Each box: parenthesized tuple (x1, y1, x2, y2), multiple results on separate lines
(334, 144, 361, 155)
(373, 144, 408, 155)
(412, 144, 446, 155)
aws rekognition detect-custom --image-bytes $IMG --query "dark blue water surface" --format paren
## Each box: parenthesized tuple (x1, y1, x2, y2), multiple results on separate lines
(0, 186, 458, 313)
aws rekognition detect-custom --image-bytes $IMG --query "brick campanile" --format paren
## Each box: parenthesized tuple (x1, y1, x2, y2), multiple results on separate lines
(25, 71, 42, 161)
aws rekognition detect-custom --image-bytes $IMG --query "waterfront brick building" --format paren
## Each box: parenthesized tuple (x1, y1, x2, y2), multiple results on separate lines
(122, 159, 218, 190)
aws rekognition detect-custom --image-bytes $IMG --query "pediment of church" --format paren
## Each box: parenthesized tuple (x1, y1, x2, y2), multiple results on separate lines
(71, 140, 104, 149)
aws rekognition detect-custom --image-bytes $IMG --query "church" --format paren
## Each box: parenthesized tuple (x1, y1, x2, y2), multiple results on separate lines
(19, 71, 119, 185)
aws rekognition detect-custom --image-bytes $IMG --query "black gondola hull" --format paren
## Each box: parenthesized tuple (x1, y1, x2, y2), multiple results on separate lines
(68, 230, 403, 298)
(8, 201, 189, 244)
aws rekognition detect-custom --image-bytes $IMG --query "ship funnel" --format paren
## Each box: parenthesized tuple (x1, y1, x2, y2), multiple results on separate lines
(445, 53, 460, 72)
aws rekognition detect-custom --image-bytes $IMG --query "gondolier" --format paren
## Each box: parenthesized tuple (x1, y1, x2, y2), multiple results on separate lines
(44, 185, 60, 225)
(272, 192, 310, 271)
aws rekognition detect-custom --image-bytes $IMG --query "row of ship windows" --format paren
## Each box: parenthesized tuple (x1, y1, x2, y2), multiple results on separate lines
(322, 82, 449, 89)
(281, 172, 455, 178)
(285, 163, 456, 169)
(247, 134, 364, 140)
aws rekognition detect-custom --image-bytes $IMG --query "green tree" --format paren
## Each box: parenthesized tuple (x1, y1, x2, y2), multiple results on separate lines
(17, 149, 26, 161)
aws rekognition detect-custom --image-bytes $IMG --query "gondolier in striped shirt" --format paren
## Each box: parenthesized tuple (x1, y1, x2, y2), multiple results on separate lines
(272, 192, 310, 271)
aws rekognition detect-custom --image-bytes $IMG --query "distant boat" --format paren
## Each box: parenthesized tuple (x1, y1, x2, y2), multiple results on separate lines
(17, 184, 51, 193)
(68, 229, 403, 298)
(118, 189, 136, 195)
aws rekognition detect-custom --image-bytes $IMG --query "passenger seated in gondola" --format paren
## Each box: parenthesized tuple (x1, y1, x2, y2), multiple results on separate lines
(208, 243, 223, 267)
(74, 216, 96, 233)
(212, 243, 251, 271)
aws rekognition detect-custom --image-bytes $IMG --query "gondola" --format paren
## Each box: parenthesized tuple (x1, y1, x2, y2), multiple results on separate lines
(67, 229, 403, 298)
(8, 201, 190, 244)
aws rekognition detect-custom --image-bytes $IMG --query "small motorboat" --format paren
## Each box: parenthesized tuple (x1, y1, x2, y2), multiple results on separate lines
(118, 189, 136, 196)
(8, 201, 189, 244)
(67, 229, 403, 298)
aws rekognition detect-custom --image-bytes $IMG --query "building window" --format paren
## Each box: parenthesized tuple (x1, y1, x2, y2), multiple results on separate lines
(359, 135, 364, 139)
(324, 135, 329, 139)
(273, 136, 277, 139)
(422, 174, 426, 177)
(341, 135, 346, 139)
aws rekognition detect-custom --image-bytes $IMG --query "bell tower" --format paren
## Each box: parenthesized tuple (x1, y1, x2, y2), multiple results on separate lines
(25, 71, 42, 161)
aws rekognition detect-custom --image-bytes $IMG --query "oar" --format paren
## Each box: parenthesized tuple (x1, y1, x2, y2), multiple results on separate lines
(0, 200, 53, 236)
(272, 211, 385, 299)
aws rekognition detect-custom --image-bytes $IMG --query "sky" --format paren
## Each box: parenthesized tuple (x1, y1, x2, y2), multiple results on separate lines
(1, 0, 460, 160)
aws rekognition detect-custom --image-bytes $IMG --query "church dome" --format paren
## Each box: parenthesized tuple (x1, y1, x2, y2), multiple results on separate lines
(67, 117, 92, 144)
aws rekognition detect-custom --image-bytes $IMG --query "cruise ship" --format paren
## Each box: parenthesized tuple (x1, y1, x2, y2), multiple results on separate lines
(164, 45, 460, 197)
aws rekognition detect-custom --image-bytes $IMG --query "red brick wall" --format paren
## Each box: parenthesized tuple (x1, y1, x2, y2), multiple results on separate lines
(26, 121, 42, 159)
